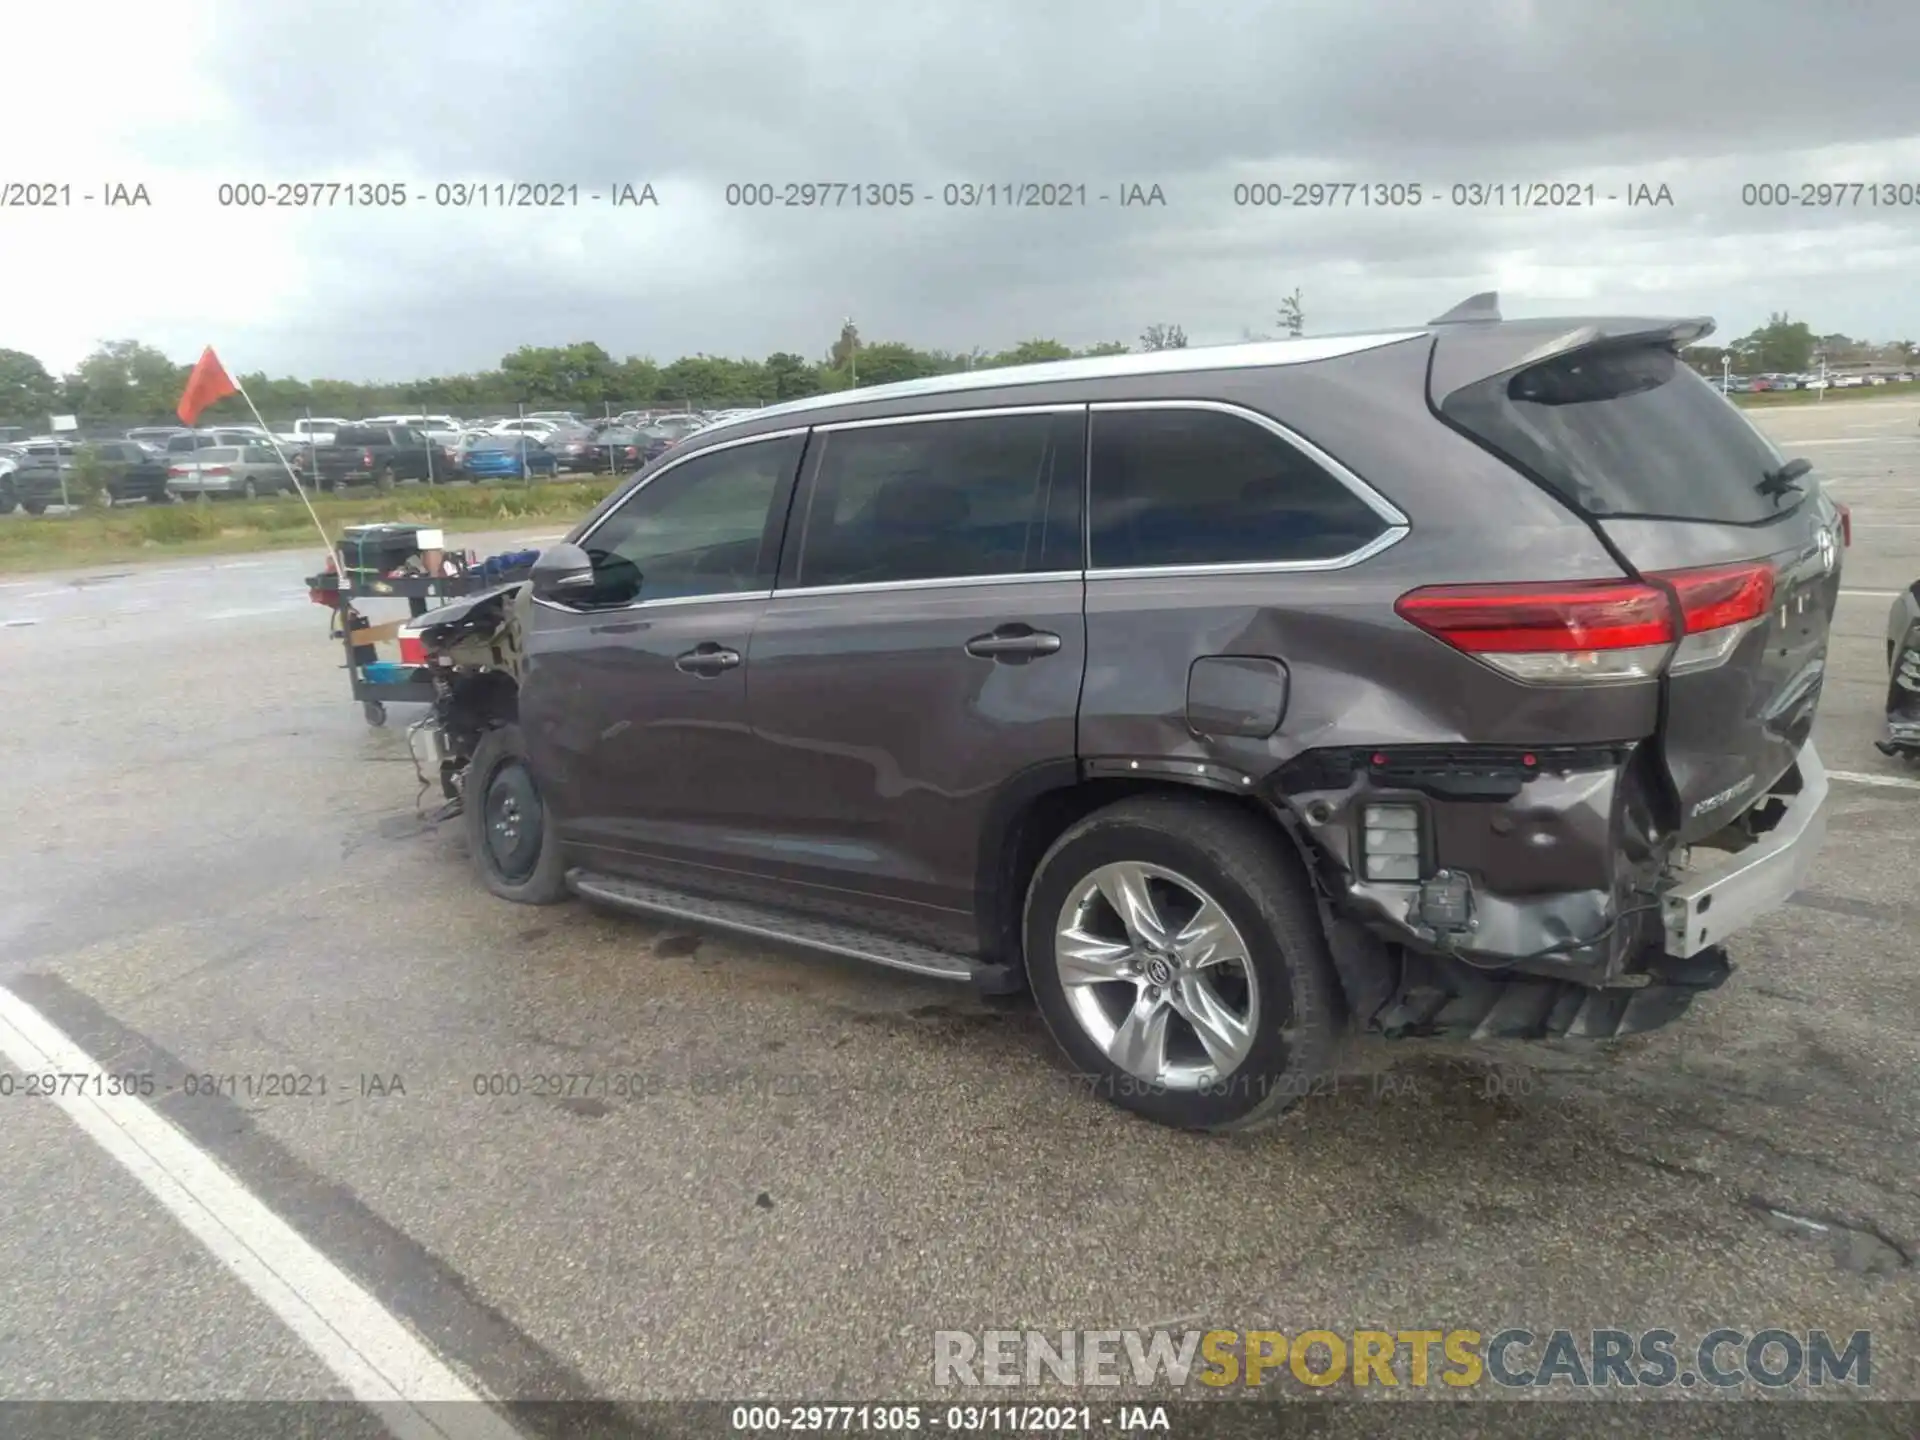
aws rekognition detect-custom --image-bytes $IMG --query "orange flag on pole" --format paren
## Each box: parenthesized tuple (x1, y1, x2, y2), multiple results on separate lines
(177, 346, 237, 424)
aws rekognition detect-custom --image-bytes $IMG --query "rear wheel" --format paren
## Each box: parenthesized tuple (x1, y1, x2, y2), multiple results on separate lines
(241, 477, 259, 500)
(1023, 794, 1339, 1132)
(376, 464, 396, 492)
(22, 499, 46, 516)
(464, 724, 569, 904)
(0, 490, 15, 515)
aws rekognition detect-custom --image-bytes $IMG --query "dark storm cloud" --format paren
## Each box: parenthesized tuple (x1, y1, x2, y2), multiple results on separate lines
(131, 0, 1920, 376)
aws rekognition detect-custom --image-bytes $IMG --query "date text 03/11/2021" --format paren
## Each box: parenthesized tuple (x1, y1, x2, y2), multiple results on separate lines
(0, 1072, 406, 1100)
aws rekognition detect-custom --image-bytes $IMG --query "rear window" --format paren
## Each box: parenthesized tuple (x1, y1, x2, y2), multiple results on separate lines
(1441, 344, 1793, 524)
(335, 427, 383, 446)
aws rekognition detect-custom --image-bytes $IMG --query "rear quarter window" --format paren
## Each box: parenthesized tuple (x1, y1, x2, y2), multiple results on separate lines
(1087, 406, 1392, 569)
(1440, 344, 1791, 524)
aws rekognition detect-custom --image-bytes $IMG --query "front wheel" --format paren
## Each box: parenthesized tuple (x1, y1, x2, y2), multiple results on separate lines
(463, 724, 569, 904)
(1023, 794, 1340, 1133)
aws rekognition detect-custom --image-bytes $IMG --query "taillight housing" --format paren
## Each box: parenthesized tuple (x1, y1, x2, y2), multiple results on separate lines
(167, 465, 187, 477)
(1835, 502, 1851, 547)
(361, 449, 375, 466)
(204, 466, 232, 477)
(1396, 560, 1776, 684)
(398, 633, 427, 665)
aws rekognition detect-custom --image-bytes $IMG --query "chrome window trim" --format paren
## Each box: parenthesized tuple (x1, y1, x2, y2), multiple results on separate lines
(533, 588, 774, 616)
(769, 570, 1082, 602)
(572, 424, 814, 550)
(1085, 398, 1410, 574)
(780, 405, 1085, 595)
(811, 402, 1085, 433)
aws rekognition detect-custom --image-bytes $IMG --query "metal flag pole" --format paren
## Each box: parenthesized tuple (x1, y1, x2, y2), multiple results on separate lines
(232, 376, 340, 577)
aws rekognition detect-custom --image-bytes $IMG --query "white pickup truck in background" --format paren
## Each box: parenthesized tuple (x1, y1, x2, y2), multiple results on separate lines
(271, 417, 352, 447)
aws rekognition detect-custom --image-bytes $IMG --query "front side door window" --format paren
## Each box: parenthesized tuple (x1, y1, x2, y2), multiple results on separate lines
(576, 433, 806, 607)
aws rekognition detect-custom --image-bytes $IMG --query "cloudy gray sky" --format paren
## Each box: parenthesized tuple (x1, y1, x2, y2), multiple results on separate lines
(5, 0, 1920, 379)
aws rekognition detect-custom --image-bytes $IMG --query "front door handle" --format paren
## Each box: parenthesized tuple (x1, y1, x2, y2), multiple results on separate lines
(675, 643, 741, 676)
(965, 626, 1062, 660)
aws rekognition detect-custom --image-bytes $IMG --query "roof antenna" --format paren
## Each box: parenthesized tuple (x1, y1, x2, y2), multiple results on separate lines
(1429, 291, 1501, 324)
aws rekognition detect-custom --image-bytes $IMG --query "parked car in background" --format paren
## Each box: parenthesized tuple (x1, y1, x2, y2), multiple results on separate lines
(272, 417, 352, 447)
(488, 418, 564, 439)
(77, 439, 173, 504)
(572, 426, 650, 473)
(364, 414, 465, 445)
(541, 425, 605, 473)
(125, 425, 193, 450)
(2, 454, 79, 513)
(292, 424, 440, 490)
(166, 429, 269, 458)
(167, 444, 294, 500)
(460, 436, 559, 479)
(525, 410, 586, 426)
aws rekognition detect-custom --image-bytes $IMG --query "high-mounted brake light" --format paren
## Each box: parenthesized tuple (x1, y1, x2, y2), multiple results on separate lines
(1397, 559, 1777, 684)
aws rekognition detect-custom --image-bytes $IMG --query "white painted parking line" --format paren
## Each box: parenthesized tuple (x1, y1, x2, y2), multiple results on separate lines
(0, 986, 525, 1440)
(1792, 436, 1920, 445)
(1840, 589, 1900, 599)
(1828, 769, 1920, 791)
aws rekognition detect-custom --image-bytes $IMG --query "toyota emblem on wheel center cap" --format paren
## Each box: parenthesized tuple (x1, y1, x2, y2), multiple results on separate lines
(1144, 955, 1175, 987)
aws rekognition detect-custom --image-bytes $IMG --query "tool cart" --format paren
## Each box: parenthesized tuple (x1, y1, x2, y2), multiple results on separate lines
(303, 523, 539, 726)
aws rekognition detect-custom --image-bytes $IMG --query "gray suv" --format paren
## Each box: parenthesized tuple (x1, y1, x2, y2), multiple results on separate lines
(405, 294, 1840, 1132)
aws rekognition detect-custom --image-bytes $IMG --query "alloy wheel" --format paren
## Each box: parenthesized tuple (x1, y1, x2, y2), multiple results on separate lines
(1053, 862, 1260, 1089)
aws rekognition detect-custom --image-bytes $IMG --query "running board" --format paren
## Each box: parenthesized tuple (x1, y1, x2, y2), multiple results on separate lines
(1371, 949, 1731, 1041)
(566, 870, 992, 985)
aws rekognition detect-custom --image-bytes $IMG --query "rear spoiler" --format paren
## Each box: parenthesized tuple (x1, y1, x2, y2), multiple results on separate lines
(1424, 292, 1716, 402)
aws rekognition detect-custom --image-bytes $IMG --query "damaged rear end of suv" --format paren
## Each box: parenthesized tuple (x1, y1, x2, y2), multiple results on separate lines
(1287, 300, 1841, 1046)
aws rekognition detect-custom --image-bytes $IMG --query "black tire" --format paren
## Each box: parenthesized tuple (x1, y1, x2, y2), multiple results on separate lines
(464, 724, 570, 904)
(0, 491, 15, 515)
(1023, 793, 1339, 1133)
(362, 699, 387, 726)
(241, 477, 259, 500)
(376, 464, 396, 492)
(23, 499, 46, 516)
(149, 489, 174, 505)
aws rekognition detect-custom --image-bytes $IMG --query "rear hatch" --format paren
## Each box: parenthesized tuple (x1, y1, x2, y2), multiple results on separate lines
(1434, 324, 1843, 843)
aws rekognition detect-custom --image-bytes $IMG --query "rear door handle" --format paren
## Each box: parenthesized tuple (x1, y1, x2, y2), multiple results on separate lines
(675, 643, 741, 675)
(965, 626, 1062, 660)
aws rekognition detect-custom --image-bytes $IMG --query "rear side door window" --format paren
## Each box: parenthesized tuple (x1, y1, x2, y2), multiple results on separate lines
(786, 410, 1084, 589)
(1088, 405, 1393, 569)
(578, 434, 804, 607)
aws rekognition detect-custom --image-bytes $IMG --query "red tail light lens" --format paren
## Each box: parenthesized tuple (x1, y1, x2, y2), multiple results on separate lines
(398, 634, 427, 665)
(361, 450, 375, 466)
(167, 465, 187, 476)
(204, 466, 232, 476)
(1835, 502, 1851, 547)
(1396, 560, 1777, 684)
(1653, 561, 1774, 634)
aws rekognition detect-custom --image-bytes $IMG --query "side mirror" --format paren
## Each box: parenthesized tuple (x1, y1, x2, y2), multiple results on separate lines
(528, 541, 596, 603)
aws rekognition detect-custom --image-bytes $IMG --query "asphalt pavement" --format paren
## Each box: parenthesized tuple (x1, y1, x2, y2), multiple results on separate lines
(0, 412, 1915, 1436)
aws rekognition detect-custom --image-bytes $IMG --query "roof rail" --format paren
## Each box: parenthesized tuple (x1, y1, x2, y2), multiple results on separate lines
(1429, 292, 1502, 325)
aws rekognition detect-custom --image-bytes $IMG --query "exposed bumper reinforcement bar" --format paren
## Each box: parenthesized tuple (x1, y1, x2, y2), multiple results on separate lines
(1660, 743, 1829, 959)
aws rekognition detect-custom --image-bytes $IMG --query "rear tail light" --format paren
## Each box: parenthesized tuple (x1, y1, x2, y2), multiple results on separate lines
(398, 633, 427, 665)
(204, 466, 232, 477)
(1395, 560, 1776, 684)
(1394, 580, 1675, 682)
(1835, 502, 1851, 547)
(167, 465, 187, 476)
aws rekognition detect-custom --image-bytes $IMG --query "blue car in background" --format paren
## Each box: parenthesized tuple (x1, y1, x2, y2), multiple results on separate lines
(461, 437, 560, 480)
